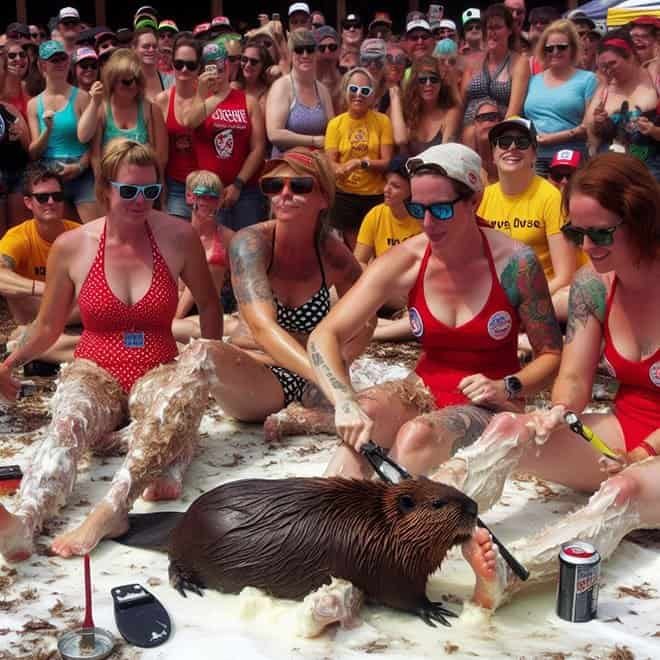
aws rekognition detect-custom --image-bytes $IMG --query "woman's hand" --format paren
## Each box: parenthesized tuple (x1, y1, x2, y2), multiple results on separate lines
(0, 363, 20, 402)
(335, 397, 374, 451)
(338, 159, 361, 177)
(636, 116, 654, 136)
(459, 373, 508, 407)
(523, 404, 566, 440)
(221, 183, 240, 209)
(89, 81, 104, 105)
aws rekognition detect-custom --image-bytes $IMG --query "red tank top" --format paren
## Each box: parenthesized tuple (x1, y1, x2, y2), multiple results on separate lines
(74, 221, 179, 392)
(602, 277, 660, 439)
(409, 230, 521, 407)
(165, 88, 197, 183)
(193, 88, 253, 186)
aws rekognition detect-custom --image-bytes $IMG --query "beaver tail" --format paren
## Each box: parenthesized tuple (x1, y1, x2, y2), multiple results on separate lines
(114, 512, 184, 551)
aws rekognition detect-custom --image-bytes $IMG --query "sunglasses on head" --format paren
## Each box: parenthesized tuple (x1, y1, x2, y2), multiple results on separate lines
(78, 60, 98, 70)
(549, 169, 573, 183)
(260, 176, 315, 195)
(7, 51, 27, 60)
(120, 77, 137, 87)
(348, 84, 373, 96)
(417, 74, 440, 85)
(318, 43, 338, 53)
(475, 111, 499, 123)
(405, 195, 466, 222)
(241, 55, 261, 66)
(544, 43, 569, 54)
(293, 45, 316, 55)
(30, 191, 64, 203)
(493, 135, 532, 150)
(386, 53, 407, 65)
(561, 222, 624, 247)
(173, 58, 198, 71)
(111, 181, 162, 201)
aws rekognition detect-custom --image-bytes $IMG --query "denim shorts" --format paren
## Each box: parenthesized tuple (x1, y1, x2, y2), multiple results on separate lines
(41, 158, 96, 205)
(166, 177, 192, 219)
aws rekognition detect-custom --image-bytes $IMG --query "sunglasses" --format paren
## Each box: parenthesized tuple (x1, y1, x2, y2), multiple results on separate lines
(360, 56, 384, 67)
(544, 43, 570, 54)
(7, 51, 27, 60)
(240, 55, 260, 66)
(78, 60, 98, 70)
(348, 84, 373, 96)
(30, 32, 40, 39)
(260, 176, 315, 195)
(386, 53, 407, 65)
(318, 43, 338, 53)
(409, 33, 432, 42)
(48, 54, 69, 64)
(405, 195, 466, 222)
(120, 77, 137, 87)
(561, 222, 624, 247)
(293, 45, 316, 55)
(475, 111, 500, 123)
(549, 169, 573, 183)
(158, 30, 175, 38)
(110, 181, 162, 200)
(342, 22, 362, 30)
(493, 135, 532, 150)
(173, 58, 198, 71)
(465, 23, 482, 31)
(417, 74, 440, 85)
(61, 19, 80, 27)
(227, 55, 241, 63)
(7, 31, 29, 40)
(30, 191, 64, 203)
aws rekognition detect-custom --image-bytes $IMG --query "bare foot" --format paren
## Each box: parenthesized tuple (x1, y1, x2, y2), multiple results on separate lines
(264, 403, 335, 442)
(142, 475, 183, 501)
(51, 501, 129, 558)
(0, 505, 33, 562)
(462, 527, 502, 610)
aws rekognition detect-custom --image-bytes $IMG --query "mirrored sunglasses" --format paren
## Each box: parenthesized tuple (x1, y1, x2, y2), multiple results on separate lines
(405, 195, 465, 222)
(110, 181, 162, 200)
(560, 222, 624, 247)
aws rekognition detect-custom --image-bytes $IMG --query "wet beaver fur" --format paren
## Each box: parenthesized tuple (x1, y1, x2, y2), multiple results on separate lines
(117, 476, 478, 624)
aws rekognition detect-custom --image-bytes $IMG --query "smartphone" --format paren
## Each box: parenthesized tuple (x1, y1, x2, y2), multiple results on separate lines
(204, 64, 217, 74)
(428, 4, 444, 22)
(272, 12, 280, 21)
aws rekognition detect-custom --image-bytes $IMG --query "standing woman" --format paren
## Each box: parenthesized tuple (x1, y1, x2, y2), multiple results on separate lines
(390, 56, 462, 156)
(68, 47, 99, 93)
(182, 43, 266, 231)
(325, 67, 394, 250)
(133, 27, 174, 101)
(266, 30, 334, 157)
(235, 39, 274, 115)
(359, 39, 389, 113)
(316, 27, 343, 114)
(154, 34, 201, 219)
(462, 4, 529, 148)
(77, 49, 168, 184)
(523, 20, 597, 177)
(0, 41, 30, 120)
(27, 41, 97, 223)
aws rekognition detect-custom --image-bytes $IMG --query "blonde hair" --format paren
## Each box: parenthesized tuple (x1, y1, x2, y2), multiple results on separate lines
(288, 29, 316, 51)
(186, 169, 223, 197)
(536, 19, 581, 66)
(342, 66, 375, 91)
(102, 48, 145, 100)
(96, 139, 160, 207)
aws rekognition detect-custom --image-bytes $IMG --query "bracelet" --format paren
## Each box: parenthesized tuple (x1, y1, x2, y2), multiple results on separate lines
(31, 279, 35, 296)
(639, 440, 658, 457)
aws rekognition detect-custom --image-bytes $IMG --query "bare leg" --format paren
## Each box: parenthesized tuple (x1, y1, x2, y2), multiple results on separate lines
(0, 360, 125, 562)
(51, 341, 214, 557)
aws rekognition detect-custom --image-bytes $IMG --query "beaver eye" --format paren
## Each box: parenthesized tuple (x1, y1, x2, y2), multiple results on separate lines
(397, 494, 415, 513)
(432, 499, 447, 509)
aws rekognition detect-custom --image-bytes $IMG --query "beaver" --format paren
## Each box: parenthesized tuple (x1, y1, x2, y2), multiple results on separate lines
(116, 476, 478, 625)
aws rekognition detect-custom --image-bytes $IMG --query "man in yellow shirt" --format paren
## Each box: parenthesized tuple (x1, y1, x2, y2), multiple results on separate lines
(477, 117, 577, 320)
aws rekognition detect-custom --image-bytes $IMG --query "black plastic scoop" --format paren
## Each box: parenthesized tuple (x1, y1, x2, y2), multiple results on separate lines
(361, 441, 530, 581)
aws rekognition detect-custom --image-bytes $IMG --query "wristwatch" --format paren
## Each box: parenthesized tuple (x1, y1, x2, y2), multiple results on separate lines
(233, 176, 245, 191)
(503, 375, 523, 400)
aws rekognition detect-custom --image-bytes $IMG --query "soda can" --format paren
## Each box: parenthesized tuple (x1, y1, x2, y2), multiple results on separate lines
(557, 541, 600, 622)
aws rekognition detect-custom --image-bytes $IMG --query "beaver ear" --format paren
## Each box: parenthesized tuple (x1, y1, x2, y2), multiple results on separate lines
(397, 494, 416, 514)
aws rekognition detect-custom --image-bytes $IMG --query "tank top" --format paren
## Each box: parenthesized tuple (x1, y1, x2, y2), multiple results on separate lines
(464, 53, 512, 123)
(408, 230, 520, 407)
(193, 88, 254, 187)
(407, 126, 444, 158)
(37, 87, 86, 160)
(74, 221, 179, 392)
(103, 100, 148, 146)
(165, 88, 197, 183)
(271, 76, 328, 158)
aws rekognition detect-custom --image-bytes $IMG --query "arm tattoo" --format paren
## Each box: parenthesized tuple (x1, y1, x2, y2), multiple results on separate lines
(0, 254, 16, 270)
(10, 323, 34, 368)
(308, 340, 351, 396)
(565, 268, 606, 344)
(506, 246, 562, 355)
(229, 229, 274, 307)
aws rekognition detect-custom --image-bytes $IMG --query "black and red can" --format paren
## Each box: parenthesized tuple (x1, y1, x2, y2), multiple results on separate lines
(557, 541, 600, 622)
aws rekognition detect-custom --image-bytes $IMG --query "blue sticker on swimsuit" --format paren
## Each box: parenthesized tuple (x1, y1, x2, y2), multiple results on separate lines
(123, 332, 145, 348)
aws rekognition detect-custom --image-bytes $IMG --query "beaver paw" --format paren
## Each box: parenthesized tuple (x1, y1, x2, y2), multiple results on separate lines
(414, 600, 457, 628)
(169, 561, 205, 598)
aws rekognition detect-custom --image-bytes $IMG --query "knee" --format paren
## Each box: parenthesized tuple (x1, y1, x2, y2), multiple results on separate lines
(394, 418, 435, 458)
(606, 472, 641, 507)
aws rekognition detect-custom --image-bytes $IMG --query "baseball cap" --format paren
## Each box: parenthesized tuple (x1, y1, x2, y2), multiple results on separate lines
(6, 22, 31, 38)
(462, 8, 481, 26)
(194, 22, 212, 37)
(630, 15, 660, 29)
(39, 40, 68, 60)
(406, 19, 432, 34)
(342, 13, 362, 27)
(315, 26, 339, 43)
(202, 42, 227, 63)
(489, 116, 538, 147)
(437, 19, 457, 31)
(211, 16, 233, 30)
(566, 10, 596, 30)
(158, 20, 179, 33)
(135, 5, 159, 20)
(289, 2, 311, 16)
(369, 12, 393, 30)
(360, 38, 387, 58)
(58, 7, 80, 22)
(73, 46, 98, 63)
(550, 149, 582, 170)
(406, 144, 483, 193)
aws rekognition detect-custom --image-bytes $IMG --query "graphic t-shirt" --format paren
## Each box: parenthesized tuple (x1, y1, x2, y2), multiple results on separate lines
(477, 176, 565, 279)
(0, 218, 79, 280)
(324, 109, 393, 195)
(357, 203, 422, 257)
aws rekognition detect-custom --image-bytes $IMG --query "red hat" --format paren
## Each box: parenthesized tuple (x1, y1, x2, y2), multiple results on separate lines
(630, 15, 660, 29)
(193, 22, 212, 37)
(550, 149, 582, 170)
(211, 16, 233, 29)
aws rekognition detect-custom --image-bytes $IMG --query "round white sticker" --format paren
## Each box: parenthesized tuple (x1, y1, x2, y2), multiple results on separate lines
(649, 361, 660, 388)
(487, 310, 512, 341)
(408, 307, 424, 338)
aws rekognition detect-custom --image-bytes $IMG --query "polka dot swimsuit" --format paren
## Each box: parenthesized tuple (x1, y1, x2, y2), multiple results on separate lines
(74, 221, 179, 392)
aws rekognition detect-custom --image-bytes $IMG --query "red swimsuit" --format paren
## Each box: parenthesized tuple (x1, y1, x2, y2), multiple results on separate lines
(602, 278, 660, 451)
(408, 230, 521, 408)
(74, 222, 179, 392)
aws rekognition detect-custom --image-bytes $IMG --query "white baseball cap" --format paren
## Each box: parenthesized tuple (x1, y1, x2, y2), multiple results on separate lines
(406, 144, 483, 193)
(289, 2, 311, 16)
(406, 18, 432, 34)
(462, 8, 481, 25)
(58, 6, 80, 21)
(438, 19, 457, 31)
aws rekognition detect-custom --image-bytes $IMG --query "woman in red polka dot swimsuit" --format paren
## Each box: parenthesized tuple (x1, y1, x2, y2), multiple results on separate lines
(0, 140, 222, 563)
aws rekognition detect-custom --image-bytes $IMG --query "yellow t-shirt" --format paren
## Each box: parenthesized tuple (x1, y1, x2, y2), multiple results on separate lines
(0, 218, 79, 280)
(477, 176, 565, 279)
(324, 109, 393, 196)
(356, 203, 422, 257)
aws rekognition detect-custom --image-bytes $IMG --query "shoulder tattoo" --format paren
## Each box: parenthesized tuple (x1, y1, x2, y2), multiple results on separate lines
(565, 268, 606, 344)
(228, 229, 273, 306)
